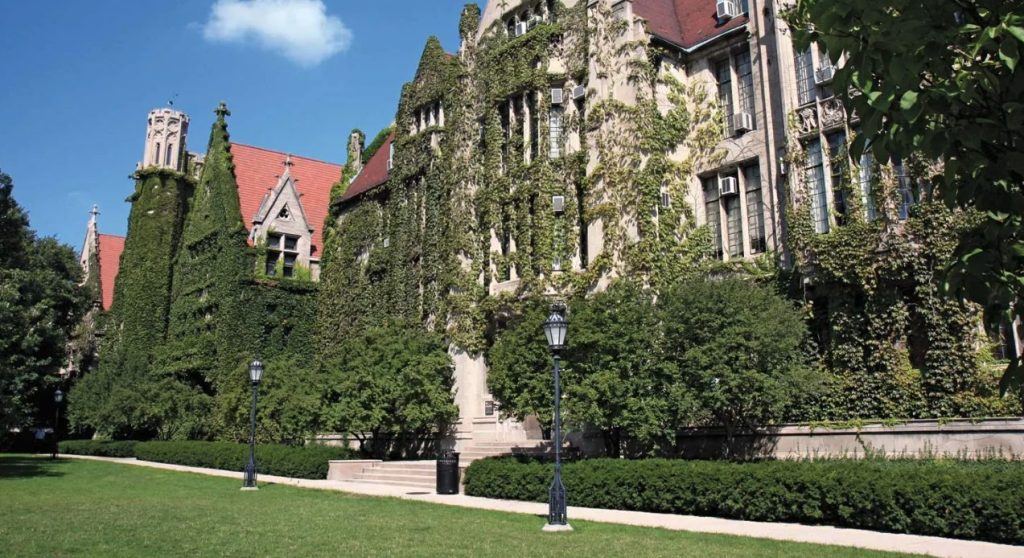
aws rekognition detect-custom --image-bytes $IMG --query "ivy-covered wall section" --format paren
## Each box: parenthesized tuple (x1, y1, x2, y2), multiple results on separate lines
(71, 105, 318, 440)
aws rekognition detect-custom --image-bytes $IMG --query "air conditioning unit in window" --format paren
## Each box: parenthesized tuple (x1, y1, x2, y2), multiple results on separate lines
(815, 64, 836, 85)
(572, 85, 586, 101)
(552, 195, 565, 214)
(550, 88, 564, 105)
(716, 0, 738, 20)
(733, 112, 754, 134)
(515, 21, 528, 37)
(719, 176, 739, 196)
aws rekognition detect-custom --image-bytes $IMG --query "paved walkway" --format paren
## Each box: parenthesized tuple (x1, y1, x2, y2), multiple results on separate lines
(63, 454, 1022, 558)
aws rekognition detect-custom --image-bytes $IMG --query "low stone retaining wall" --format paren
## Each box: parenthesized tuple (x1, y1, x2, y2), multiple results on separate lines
(327, 459, 382, 481)
(675, 418, 1024, 460)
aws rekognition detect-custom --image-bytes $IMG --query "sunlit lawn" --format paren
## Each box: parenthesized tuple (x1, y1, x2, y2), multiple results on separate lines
(0, 455, 917, 557)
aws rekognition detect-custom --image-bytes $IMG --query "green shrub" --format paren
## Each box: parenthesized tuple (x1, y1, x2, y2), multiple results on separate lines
(58, 440, 138, 458)
(133, 441, 357, 479)
(463, 457, 1024, 545)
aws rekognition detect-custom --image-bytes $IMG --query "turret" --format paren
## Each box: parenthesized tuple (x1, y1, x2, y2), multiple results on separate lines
(142, 107, 190, 171)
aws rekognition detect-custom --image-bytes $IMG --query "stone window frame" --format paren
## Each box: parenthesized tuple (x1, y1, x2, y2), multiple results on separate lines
(266, 232, 301, 278)
(702, 159, 765, 260)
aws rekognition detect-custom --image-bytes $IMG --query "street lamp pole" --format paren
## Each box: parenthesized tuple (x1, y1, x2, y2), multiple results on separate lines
(51, 388, 64, 460)
(242, 359, 264, 491)
(542, 303, 572, 532)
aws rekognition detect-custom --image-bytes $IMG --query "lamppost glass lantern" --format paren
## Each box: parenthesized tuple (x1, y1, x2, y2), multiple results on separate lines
(52, 388, 64, 459)
(54, 389, 64, 404)
(543, 306, 568, 351)
(249, 359, 264, 385)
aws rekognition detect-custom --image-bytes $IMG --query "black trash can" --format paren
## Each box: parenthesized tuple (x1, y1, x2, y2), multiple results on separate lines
(436, 451, 460, 494)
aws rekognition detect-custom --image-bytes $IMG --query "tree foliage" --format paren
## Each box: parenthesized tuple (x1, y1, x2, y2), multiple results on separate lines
(487, 279, 811, 457)
(786, 0, 1024, 391)
(322, 324, 457, 458)
(0, 171, 88, 433)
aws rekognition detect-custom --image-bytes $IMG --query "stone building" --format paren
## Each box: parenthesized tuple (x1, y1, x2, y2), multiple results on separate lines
(323, 0, 1010, 453)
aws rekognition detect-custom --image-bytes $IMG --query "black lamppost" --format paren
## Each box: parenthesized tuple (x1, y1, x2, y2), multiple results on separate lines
(51, 388, 64, 460)
(542, 303, 572, 532)
(242, 359, 264, 491)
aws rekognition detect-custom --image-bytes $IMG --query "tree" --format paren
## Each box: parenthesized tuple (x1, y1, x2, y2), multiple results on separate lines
(486, 298, 556, 429)
(0, 171, 88, 434)
(660, 278, 812, 444)
(323, 324, 457, 458)
(786, 0, 1024, 390)
(565, 282, 679, 457)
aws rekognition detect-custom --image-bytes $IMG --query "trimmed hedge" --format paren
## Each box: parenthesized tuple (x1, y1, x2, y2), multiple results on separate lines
(58, 440, 356, 479)
(59, 440, 138, 458)
(463, 457, 1024, 545)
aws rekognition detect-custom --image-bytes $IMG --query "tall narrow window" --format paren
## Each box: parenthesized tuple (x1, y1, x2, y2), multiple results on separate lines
(795, 48, 815, 106)
(895, 159, 913, 219)
(703, 177, 723, 259)
(165, 143, 173, 166)
(744, 164, 766, 254)
(154, 143, 161, 166)
(735, 50, 755, 122)
(549, 105, 563, 159)
(499, 102, 510, 172)
(528, 92, 539, 162)
(805, 139, 829, 233)
(715, 60, 733, 133)
(826, 131, 848, 225)
(859, 152, 877, 222)
(725, 193, 743, 258)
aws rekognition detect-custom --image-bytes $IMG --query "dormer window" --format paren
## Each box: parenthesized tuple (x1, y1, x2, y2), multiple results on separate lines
(266, 232, 300, 278)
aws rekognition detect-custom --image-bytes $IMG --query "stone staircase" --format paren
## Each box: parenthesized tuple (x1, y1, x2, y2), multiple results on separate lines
(458, 440, 551, 463)
(347, 460, 436, 490)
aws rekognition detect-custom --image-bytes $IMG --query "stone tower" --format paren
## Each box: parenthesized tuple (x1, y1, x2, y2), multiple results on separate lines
(142, 108, 190, 171)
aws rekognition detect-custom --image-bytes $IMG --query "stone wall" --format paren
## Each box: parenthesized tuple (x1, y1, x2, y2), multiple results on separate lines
(673, 418, 1024, 460)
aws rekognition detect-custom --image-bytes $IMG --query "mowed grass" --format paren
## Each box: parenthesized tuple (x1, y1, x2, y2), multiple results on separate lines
(0, 455, 916, 557)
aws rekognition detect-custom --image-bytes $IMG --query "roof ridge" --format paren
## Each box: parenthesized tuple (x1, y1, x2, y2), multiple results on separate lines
(231, 142, 344, 168)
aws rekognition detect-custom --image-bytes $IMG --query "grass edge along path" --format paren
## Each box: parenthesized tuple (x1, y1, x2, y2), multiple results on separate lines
(0, 454, 915, 558)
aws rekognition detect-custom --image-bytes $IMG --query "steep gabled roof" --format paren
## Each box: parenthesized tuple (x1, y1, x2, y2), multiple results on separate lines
(231, 143, 343, 257)
(341, 133, 394, 203)
(97, 233, 125, 311)
(632, 0, 749, 50)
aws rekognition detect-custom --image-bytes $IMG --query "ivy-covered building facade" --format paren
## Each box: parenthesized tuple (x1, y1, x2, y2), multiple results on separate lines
(321, 0, 1019, 451)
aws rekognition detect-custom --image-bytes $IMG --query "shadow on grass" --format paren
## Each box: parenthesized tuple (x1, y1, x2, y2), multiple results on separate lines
(0, 455, 68, 479)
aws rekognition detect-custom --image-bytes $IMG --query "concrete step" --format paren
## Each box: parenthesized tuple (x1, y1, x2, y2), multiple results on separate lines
(353, 473, 437, 484)
(362, 467, 434, 477)
(345, 478, 435, 489)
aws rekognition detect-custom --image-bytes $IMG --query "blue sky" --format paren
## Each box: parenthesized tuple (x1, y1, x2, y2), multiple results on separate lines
(0, 0, 469, 247)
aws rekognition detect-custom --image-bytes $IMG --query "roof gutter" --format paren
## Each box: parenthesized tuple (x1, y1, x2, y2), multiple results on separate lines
(651, 22, 748, 56)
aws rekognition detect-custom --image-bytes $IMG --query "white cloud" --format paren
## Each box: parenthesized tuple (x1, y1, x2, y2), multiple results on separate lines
(202, 0, 352, 67)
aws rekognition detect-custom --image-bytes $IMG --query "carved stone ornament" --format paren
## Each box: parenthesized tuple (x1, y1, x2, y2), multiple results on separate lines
(798, 107, 818, 134)
(820, 97, 846, 129)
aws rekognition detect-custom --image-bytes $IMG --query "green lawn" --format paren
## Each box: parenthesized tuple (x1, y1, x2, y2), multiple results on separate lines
(0, 455, 915, 557)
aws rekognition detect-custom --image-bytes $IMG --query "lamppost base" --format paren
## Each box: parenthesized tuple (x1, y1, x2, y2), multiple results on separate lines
(542, 523, 573, 532)
(240, 486, 259, 492)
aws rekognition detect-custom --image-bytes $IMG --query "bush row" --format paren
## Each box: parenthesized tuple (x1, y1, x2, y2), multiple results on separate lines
(58, 440, 138, 458)
(463, 456, 1024, 545)
(58, 440, 356, 479)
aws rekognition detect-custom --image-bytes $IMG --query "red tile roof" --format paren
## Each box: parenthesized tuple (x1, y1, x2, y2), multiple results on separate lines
(97, 234, 125, 311)
(231, 143, 343, 258)
(632, 0, 748, 49)
(341, 133, 394, 202)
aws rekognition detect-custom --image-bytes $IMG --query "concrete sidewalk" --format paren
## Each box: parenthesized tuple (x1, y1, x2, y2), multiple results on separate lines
(63, 454, 1022, 558)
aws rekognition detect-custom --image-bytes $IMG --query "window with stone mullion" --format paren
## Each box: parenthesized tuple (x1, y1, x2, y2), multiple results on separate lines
(703, 177, 723, 259)
(725, 194, 742, 258)
(805, 139, 829, 233)
(743, 163, 766, 254)
(735, 49, 755, 122)
(716, 59, 734, 134)
(795, 48, 815, 106)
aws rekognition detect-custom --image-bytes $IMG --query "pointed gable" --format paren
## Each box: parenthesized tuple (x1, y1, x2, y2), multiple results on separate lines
(97, 234, 125, 311)
(341, 133, 394, 202)
(632, 0, 749, 49)
(232, 144, 343, 256)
